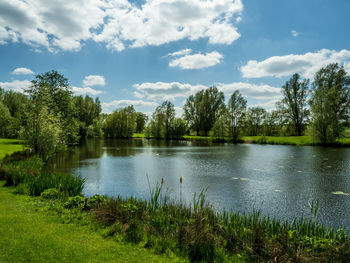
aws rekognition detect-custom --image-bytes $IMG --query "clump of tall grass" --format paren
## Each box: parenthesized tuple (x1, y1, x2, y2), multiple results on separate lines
(0, 153, 84, 197)
(90, 177, 350, 263)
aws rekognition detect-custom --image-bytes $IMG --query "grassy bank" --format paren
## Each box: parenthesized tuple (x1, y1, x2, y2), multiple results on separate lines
(0, 138, 25, 159)
(0, 182, 185, 263)
(183, 135, 350, 146)
(1, 148, 350, 262)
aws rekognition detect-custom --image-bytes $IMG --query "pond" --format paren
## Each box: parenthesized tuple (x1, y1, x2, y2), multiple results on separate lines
(48, 139, 350, 228)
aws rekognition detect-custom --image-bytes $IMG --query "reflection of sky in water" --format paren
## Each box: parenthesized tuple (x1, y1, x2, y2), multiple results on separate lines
(49, 139, 350, 228)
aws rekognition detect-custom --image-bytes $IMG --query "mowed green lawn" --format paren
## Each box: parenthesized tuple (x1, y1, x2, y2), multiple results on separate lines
(0, 183, 186, 263)
(0, 138, 25, 159)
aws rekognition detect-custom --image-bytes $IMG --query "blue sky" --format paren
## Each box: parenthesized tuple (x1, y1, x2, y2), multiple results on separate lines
(0, 0, 349, 114)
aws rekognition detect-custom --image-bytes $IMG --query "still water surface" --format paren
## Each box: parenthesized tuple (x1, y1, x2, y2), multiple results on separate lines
(48, 139, 350, 228)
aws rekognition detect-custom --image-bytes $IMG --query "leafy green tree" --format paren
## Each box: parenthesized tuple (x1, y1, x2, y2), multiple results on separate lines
(183, 94, 201, 135)
(245, 107, 266, 136)
(211, 113, 229, 140)
(310, 63, 350, 144)
(0, 88, 29, 138)
(0, 101, 12, 138)
(135, 112, 148, 133)
(279, 73, 310, 136)
(183, 86, 225, 136)
(263, 110, 280, 136)
(21, 101, 64, 157)
(73, 95, 102, 137)
(26, 70, 79, 144)
(171, 118, 188, 139)
(227, 90, 247, 142)
(104, 106, 136, 138)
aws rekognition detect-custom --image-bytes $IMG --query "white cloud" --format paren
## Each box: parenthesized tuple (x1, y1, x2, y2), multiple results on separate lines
(102, 99, 158, 113)
(167, 49, 192, 57)
(291, 30, 298, 37)
(83, 75, 106, 87)
(0, 80, 31, 93)
(11, 67, 34, 75)
(240, 49, 350, 79)
(133, 81, 281, 102)
(133, 81, 207, 101)
(169, 51, 223, 69)
(218, 82, 282, 100)
(0, 0, 243, 52)
(71, 86, 104, 96)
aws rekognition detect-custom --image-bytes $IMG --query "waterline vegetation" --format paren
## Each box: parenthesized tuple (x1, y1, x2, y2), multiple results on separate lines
(1, 151, 350, 262)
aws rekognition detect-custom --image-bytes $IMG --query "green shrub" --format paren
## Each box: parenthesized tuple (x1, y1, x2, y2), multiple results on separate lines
(40, 188, 61, 200)
(87, 194, 107, 209)
(64, 196, 86, 209)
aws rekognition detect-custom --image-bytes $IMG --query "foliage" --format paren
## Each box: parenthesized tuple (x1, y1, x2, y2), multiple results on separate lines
(41, 188, 62, 200)
(245, 107, 266, 136)
(310, 63, 350, 144)
(104, 106, 136, 138)
(183, 86, 225, 136)
(228, 90, 247, 142)
(211, 112, 229, 140)
(64, 195, 86, 209)
(0, 101, 12, 138)
(146, 101, 187, 139)
(135, 112, 148, 133)
(279, 73, 310, 136)
(73, 95, 102, 138)
(21, 105, 64, 158)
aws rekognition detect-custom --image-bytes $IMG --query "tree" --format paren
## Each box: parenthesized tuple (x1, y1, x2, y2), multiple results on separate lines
(211, 113, 229, 140)
(135, 112, 148, 133)
(26, 70, 79, 144)
(263, 110, 280, 136)
(0, 101, 12, 138)
(73, 95, 102, 137)
(172, 118, 188, 139)
(104, 106, 136, 138)
(227, 90, 247, 142)
(310, 63, 350, 144)
(148, 101, 175, 139)
(183, 93, 201, 135)
(183, 86, 225, 136)
(279, 73, 310, 136)
(245, 107, 266, 136)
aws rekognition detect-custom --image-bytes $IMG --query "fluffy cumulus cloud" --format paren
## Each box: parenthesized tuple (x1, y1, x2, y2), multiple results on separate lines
(168, 51, 223, 69)
(83, 75, 106, 87)
(11, 67, 34, 75)
(0, 0, 243, 52)
(0, 80, 32, 92)
(71, 86, 104, 96)
(133, 82, 207, 100)
(133, 81, 281, 102)
(240, 49, 350, 79)
(102, 99, 158, 113)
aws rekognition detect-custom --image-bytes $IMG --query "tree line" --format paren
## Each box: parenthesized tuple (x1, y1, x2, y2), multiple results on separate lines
(0, 63, 349, 155)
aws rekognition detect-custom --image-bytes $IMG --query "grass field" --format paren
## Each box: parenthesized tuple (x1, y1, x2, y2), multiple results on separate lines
(0, 182, 186, 263)
(0, 138, 25, 159)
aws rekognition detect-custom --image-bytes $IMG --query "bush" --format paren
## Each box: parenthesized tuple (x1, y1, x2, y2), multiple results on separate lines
(41, 188, 61, 200)
(64, 195, 86, 209)
(87, 194, 107, 209)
